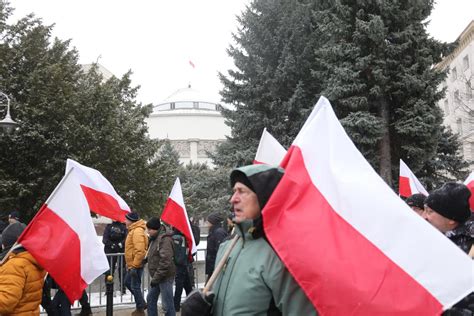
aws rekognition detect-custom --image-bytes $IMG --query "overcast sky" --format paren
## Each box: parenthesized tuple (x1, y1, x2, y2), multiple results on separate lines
(9, 0, 474, 105)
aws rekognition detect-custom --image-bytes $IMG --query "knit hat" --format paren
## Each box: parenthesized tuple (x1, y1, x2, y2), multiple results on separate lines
(207, 212, 223, 225)
(230, 164, 284, 209)
(425, 182, 471, 223)
(146, 217, 161, 230)
(9, 211, 20, 221)
(405, 193, 426, 210)
(1, 222, 26, 249)
(125, 212, 140, 222)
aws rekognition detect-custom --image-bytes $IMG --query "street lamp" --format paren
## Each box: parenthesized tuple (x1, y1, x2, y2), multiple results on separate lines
(0, 91, 18, 133)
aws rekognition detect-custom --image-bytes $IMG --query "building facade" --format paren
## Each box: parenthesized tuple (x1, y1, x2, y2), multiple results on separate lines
(145, 85, 230, 165)
(437, 20, 474, 164)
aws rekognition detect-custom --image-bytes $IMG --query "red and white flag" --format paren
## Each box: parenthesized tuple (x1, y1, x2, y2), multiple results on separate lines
(66, 159, 131, 222)
(160, 178, 197, 259)
(264, 96, 473, 314)
(463, 171, 474, 212)
(18, 169, 109, 302)
(254, 128, 287, 165)
(399, 159, 429, 198)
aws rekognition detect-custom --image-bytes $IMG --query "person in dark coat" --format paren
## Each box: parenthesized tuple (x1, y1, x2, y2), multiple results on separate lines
(172, 228, 193, 312)
(102, 220, 127, 294)
(423, 182, 474, 315)
(145, 217, 176, 316)
(205, 212, 228, 279)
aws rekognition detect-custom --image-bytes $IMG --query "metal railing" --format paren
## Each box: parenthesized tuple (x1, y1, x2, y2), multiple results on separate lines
(41, 249, 207, 312)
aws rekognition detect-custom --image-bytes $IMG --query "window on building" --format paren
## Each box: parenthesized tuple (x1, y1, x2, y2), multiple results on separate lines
(216, 104, 223, 111)
(456, 118, 463, 135)
(193, 102, 199, 109)
(170, 102, 175, 109)
(451, 67, 457, 81)
(175, 101, 193, 109)
(463, 55, 470, 71)
(466, 82, 473, 100)
(443, 99, 450, 115)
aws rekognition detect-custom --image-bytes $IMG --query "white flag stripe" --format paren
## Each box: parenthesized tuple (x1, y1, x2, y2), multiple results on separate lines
(400, 159, 429, 196)
(169, 178, 197, 254)
(47, 170, 109, 283)
(254, 128, 287, 165)
(294, 96, 474, 307)
(65, 159, 130, 211)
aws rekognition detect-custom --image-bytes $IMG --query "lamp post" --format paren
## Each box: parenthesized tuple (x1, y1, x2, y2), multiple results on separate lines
(0, 91, 18, 133)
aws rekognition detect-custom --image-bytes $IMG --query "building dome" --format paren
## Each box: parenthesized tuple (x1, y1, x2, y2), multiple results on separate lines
(145, 85, 230, 166)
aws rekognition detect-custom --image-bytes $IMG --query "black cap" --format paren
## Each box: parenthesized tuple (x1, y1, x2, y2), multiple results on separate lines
(146, 217, 161, 230)
(9, 211, 20, 221)
(207, 212, 224, 225)
(425, 182, 471, 223)
(125, 212, 139, 222)
(1, 222, 26, 249)
(406, 193, 426, 209)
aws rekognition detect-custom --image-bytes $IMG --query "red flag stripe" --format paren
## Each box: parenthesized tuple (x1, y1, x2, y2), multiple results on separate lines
(161, 198, 194, 260)
(265, 146, 442, 314)
(463, 172, 474, 212)
(398, 176, 412, 198)
(466, 181, 474, 212)
(80, 185, 128, 222)
(19, 205, 86, 302)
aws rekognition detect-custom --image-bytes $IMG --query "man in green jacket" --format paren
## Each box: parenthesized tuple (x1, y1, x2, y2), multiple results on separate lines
(182, 164, 318, 316)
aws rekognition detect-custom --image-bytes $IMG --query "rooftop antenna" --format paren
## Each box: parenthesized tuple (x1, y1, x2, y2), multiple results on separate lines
(188, 59, 195, 89)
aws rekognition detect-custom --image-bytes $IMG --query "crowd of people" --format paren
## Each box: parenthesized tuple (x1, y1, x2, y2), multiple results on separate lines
(0, 164, 473, 315)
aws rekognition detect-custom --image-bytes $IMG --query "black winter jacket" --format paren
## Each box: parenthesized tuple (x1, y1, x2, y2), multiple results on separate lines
(205, 224, 228, 276)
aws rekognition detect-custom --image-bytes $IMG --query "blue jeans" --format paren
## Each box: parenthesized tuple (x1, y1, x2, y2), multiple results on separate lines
(147, 277, 175, 316)
(124, 268, 146, 309)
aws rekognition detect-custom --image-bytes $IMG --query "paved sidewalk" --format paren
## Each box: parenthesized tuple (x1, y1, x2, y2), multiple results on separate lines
(89, 306, 182, 315)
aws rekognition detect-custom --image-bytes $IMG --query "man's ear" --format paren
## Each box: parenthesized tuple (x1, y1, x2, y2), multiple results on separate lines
(447, 219, 458, 230)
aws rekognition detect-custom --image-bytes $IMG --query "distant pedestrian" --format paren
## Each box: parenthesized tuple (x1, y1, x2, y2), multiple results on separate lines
(124, 212, 148, 316)
(205, 212, 228, 280)
(145, 217, 176, 316)
(102, 220, 127, 294)
(172, 229, 193, 312)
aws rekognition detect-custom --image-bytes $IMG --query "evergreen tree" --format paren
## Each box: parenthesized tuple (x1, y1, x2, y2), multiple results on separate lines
(314, 0, 467, 185)
(418, 127, 470, 190)
(152, 140, 182, 214)
(0, 4, 171, 220)
(213, 0, 323, 167)
(179, 163, 231, 220)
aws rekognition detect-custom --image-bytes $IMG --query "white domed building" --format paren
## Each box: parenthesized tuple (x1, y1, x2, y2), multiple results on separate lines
(146, 85, 231, 165)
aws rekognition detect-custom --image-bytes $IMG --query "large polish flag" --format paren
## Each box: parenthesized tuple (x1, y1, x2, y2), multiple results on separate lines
(463, 171, 474, 212)
(263, 96, 474, 315)
(66, 159, 131, 222)
(18, 169, 109, 302)
(160, 178, 197, 259)
(399, 159, 429, 198)
(254, 128, 287, 165)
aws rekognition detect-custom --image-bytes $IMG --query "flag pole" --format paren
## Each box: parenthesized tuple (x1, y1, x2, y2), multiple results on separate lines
(203, 234, 240, 295)
(0, 167, 76, 265)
